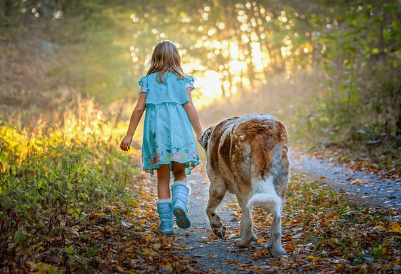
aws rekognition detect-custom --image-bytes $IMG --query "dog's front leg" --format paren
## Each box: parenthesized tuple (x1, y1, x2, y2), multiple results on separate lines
(206, 179, 227, 239)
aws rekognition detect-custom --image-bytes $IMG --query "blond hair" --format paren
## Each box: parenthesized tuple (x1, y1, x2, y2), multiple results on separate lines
(147, 40, 187, 83)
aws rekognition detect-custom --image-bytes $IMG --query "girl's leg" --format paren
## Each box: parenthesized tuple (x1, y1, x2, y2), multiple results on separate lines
(171, 161, 186, 181)
(157, 164, 171, 199)
(155, 164, 174, 235)
(171, 161, 191, 228)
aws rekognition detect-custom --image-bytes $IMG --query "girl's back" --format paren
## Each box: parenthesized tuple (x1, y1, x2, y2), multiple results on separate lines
(139, 72, 194, 106)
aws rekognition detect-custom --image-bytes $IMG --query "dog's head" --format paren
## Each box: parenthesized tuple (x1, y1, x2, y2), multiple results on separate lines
(198, 126, 212, 150)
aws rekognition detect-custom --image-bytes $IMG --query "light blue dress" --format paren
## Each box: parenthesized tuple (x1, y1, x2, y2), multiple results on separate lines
(138, 72, 200, 176)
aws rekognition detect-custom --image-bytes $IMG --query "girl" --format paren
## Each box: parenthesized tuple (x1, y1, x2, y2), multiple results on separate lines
(120, 40, 203, 235)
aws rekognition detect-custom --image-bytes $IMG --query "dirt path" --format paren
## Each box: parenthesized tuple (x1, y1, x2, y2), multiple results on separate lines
(176, 171, 274, 273)
(289, 148, 401, 210)
(174, 148, 401, 273)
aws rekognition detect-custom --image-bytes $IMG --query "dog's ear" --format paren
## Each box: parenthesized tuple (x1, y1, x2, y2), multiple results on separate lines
(198, 126, 212, 149)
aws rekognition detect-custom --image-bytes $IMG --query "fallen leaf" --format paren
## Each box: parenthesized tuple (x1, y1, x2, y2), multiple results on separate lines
(389, 223, 401, 233)
(284, 243, 295, 252)
(307, 255, 319, 260)
(162, 263, 173, 271)
(142, 248, 153, 254)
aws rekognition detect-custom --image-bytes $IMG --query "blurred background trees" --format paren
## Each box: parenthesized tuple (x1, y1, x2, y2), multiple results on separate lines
(1, 0, 401, 147)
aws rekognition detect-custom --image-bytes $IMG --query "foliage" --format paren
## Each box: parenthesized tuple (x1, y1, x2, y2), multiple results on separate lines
(2, 0, 401, 147)
(0, 96, 141, 271)
(312, 0, 401, 144)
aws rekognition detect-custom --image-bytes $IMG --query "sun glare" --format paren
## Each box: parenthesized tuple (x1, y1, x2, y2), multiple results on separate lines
(181, 38, 271, 108)
(192, 70, 222, 108)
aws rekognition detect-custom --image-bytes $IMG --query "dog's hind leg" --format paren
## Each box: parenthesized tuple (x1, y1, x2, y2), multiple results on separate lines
(268, 157, 289, 256)
(206, 178, 227, 239)
(237, 195, 257, 242)
(236, 195, 253, 248)
(267, 203, 286, 256)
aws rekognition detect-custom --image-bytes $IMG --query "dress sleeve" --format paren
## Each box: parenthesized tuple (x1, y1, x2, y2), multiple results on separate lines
(138, 76, 147, 95)
(184, 75, 195, 92)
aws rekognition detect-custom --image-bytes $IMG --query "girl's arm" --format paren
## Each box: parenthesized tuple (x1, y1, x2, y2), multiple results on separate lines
(120, 93, 146, 151)
(183, 87, 203, 141)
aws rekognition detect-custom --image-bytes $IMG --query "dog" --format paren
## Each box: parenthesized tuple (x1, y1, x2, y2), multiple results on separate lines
(199, 114, 289, 256)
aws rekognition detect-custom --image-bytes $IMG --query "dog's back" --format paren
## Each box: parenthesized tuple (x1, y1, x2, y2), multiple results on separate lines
(231, 114, 289, 200)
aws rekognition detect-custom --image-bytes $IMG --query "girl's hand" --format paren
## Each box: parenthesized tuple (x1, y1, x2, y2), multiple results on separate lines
(195, 130, 203, 142)
(120, 135, 133, 151)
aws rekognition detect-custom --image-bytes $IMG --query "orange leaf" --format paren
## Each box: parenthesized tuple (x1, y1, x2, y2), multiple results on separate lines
(332, 213, 340, 220)
(307, 255, 319, 260)
(162, 263, 173, 271)
(142, 248, 153, 254)
(284, 243, 295, 252)
(389, 223, 401, 233)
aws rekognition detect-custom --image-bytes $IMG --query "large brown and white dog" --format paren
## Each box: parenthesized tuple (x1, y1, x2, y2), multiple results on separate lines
(199, 114, 289, 256)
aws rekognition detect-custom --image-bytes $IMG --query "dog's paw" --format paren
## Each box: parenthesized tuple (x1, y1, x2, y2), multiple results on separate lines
(236, 238, 251, 248)
(251, 233, 258, 242)
(268, 245, 286, 256)
(212, 225, 226, 238)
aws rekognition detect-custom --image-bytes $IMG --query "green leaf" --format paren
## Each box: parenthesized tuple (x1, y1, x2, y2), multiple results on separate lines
(38, 179, 46, 188)
(15, 230, 26, 244)
(84, 247, 97, 258)
(0, 152, 6, 163)
(65, 247, 74, 254)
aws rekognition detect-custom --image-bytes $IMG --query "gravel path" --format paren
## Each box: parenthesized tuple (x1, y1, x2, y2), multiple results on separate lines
(289, 148, 401, 210)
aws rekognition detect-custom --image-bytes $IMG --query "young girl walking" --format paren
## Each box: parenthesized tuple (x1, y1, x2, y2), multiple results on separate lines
(120, 40, 203, 235)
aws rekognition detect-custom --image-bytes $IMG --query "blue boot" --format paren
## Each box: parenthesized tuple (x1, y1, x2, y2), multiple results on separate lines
(156, 199, 174, 235)
(171, 181, 191, 229)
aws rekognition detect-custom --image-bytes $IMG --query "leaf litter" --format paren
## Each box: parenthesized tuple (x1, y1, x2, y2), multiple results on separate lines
(2, 161, 401, 273)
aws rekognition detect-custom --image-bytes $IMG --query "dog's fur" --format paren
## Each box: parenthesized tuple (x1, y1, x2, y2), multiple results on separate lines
(199, 114, 289, 256)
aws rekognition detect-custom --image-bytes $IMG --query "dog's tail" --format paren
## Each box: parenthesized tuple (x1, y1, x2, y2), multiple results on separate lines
(246, 176, 282, 213)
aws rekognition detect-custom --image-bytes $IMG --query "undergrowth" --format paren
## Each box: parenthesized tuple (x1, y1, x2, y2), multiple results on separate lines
(0, 97, 139, 271)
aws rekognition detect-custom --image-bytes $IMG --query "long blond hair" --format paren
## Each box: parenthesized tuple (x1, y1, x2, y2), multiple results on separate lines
(147, 40, 186, 83)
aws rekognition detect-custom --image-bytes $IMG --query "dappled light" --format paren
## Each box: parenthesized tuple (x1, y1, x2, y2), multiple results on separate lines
(127, 1, 320, 99)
